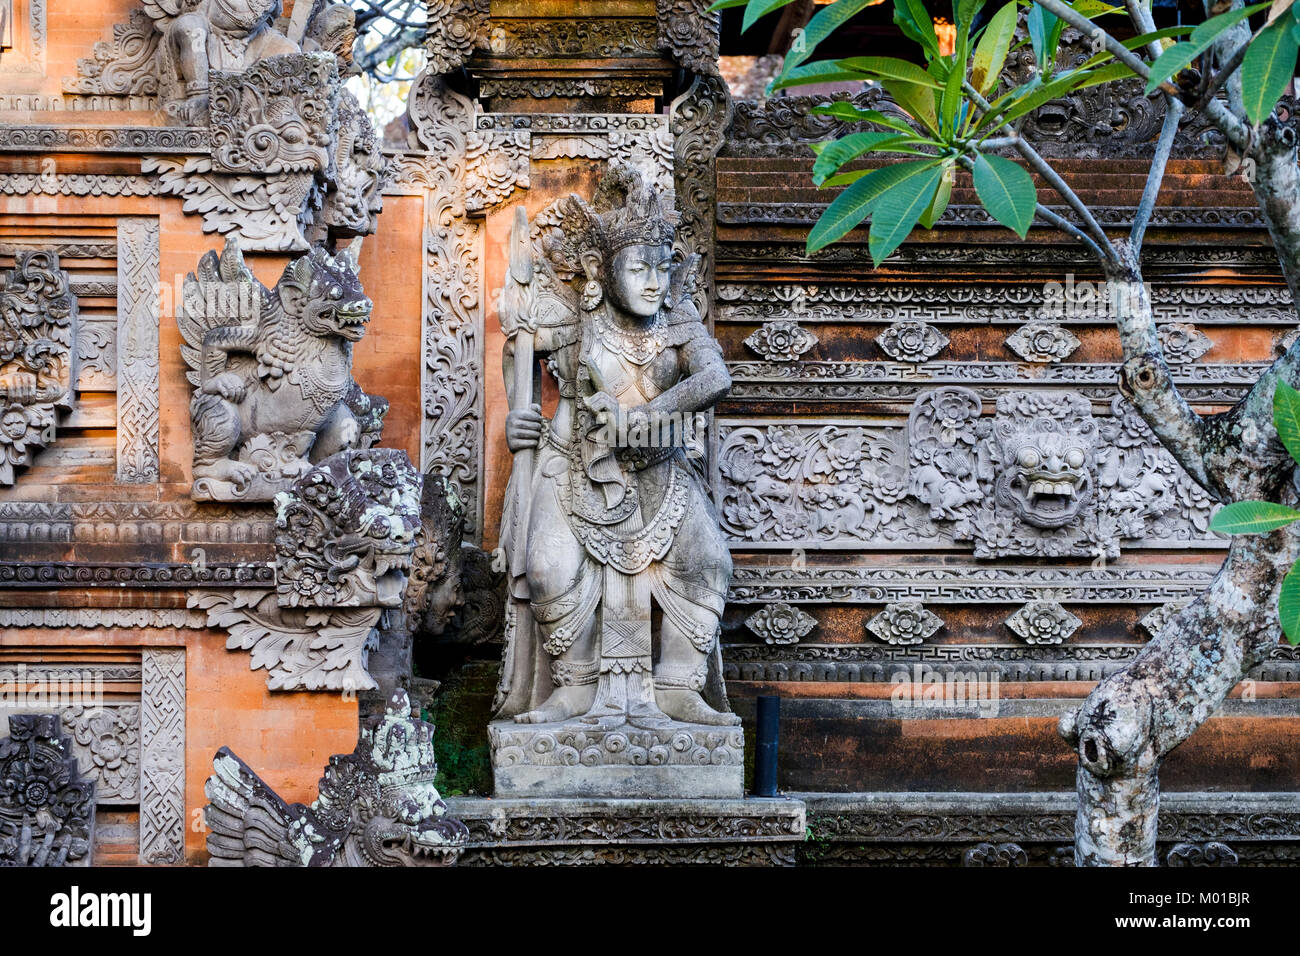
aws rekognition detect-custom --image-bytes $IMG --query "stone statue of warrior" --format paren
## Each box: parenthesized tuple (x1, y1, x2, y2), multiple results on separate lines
(494, 162, 738, 730)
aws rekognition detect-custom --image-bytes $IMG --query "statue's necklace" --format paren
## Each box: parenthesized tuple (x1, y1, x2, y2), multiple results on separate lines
(593, 307, 666, 367)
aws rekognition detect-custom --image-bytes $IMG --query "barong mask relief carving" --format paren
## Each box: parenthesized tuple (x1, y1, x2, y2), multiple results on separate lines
(905, 388, 1209, 558)
(493, 162, 740, 738)
(180, 239, 386, 501)
(0, 252, 77, 486)
(274, 448, 422, 609)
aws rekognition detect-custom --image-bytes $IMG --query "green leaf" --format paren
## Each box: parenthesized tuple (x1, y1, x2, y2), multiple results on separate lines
(810, 103, 918, 133)
(1281, 559, 1300, 645)
(972, 153, 1036, 236)
(919, 164, 955, 227)
(805, 159, 942, 253)
(893, 0, 940, 59)
(834, 56, 944, 86)
(707, 0, 751, 9)
(867, 163, 949, 265)
(882, 78, 940, 133)
(788, 0, 888, 67)
(971, 1, 1018, 94)
(1241, 11, 1300, 123)
(812, 132, 921, 184)
(742, 0, 803, 32)
(1274, 380, 1300, 466)
(1209, 500, 1300, 534)
(769, 61, 874, 92)
(1027, 3, 1060, 72)
(1145, 1, 1270, 93)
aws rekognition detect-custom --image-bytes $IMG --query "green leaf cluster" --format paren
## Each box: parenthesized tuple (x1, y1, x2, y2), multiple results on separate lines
(1209, 380, 1300, 644)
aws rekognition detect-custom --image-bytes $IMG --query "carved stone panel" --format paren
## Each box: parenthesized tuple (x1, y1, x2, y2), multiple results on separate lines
(0, 714, 95, 866)
(139, 647, 185, 865)
(116, 217, 160, 483)
(0, 250, 77, 486)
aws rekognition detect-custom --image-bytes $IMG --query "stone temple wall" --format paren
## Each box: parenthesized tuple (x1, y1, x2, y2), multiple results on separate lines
(0, 0, 1296, 866)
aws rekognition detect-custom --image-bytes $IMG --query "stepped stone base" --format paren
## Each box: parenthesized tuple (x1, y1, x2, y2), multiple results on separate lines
(488, 719, 744, 799)
(444, 796, 806, 866)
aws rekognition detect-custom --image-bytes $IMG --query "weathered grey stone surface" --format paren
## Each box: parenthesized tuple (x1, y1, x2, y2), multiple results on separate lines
(0, 714, 95, 866)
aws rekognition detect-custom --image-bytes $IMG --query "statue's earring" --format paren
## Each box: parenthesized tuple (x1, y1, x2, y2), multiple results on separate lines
(581, 278, 603, 311)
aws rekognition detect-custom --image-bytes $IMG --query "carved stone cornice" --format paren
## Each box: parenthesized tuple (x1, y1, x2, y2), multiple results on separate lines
(0, 608, 206, 629)
(486, 17, 660, 59)
(0, 173, 157, 197)
(445, 795, 804, 867)
(0, 562, 273, 588)
(726, 563, 1217, 605)
(0, 125, 209, 153)
(719, 240, 1289, 269)
(718, 201, 1267, 231)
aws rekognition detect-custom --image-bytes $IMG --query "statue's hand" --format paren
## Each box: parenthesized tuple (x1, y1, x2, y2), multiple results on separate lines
(203, 371, 247, 402)
(506, 403, 544, 452)
(584, 391, 620, 427)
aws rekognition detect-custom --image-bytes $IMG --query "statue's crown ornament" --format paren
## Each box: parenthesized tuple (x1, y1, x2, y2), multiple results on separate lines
(560, 162, 678, 263)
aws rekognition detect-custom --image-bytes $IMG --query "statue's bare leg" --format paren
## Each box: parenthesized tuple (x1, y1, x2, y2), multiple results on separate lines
(655, 616, 740, 726)
(515, 485, 599, 724)
(513, 617, 598, 724)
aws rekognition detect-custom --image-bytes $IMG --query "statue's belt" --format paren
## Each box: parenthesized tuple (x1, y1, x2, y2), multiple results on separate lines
(568, 462, 691, 575)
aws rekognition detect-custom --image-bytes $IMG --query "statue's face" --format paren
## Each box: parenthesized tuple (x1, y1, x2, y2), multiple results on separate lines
(607, 244, 673, 319)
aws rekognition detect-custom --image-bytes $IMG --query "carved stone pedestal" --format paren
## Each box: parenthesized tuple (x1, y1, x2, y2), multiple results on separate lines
(488, 720, 744, 799)
(445, 796, 806, 866)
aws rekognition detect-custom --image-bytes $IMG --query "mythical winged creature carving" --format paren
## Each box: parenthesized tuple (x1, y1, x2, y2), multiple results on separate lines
(204, 690, 468, 866)
(179, 239, 386, 501)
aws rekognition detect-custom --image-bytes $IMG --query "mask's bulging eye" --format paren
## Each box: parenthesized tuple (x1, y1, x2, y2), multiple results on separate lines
(1017, 447, 1041, 469)
(1066, 448, 1086, 469)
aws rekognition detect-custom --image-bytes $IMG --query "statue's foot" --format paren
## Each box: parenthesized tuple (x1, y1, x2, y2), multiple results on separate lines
(655, 689, 742, 726)
(194, 459, 256, 486)
(513, 685, 594, 724)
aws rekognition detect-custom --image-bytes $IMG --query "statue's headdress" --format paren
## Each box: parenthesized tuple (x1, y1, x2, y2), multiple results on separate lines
(556, 162, 677, 268)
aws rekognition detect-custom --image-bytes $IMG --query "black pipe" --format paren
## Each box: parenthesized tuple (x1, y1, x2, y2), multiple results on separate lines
(754, 695, 780, 797)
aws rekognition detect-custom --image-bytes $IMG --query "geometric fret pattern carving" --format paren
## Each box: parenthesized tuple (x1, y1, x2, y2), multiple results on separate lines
(115, 217, 160, 482)
(139, 647, 185, 865)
